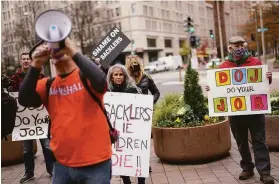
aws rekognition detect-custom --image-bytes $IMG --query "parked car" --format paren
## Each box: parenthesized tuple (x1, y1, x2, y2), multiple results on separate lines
(206, 58, 221, 69)
(144, 61, 168, 74)
(158, 55, 183, 70)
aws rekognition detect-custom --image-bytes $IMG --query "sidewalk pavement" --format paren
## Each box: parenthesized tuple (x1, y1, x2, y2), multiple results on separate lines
(1, 137, 279, 184)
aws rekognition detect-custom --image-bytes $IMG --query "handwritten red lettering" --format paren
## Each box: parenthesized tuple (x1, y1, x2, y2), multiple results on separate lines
(255, 97, 264, 109)
(217, 99, 225, 111)
(219, 72, 228, 83)
(250, 69, 259, 82)
(234, 98, 243, 110)
(234, 70, 243, 82)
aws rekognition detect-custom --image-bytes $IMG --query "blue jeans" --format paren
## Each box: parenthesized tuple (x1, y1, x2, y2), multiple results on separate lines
(52, 159, 112, 184)
(23, 139, 54, 175)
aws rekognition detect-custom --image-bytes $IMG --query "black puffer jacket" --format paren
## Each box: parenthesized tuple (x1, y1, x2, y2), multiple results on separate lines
(137, 73, 160, 104)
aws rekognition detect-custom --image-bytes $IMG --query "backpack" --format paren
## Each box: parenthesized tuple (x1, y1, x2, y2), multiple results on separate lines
(45, 71, 119, 144)
(1, 90, 17, 141)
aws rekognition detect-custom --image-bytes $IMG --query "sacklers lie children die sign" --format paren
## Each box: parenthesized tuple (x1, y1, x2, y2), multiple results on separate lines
(104, 92, 153, 178)
(207, 65, 271, 116)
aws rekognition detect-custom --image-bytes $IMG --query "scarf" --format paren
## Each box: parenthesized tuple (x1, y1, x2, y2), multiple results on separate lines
(227, 51, 251, 66)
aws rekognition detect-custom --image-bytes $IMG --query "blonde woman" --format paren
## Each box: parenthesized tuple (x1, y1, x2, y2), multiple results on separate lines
(126, 55, 160, 104)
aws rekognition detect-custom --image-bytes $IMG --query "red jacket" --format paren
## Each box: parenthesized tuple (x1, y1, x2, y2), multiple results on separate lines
(10, 69, 45, 92)
(219, 56, 272, 84)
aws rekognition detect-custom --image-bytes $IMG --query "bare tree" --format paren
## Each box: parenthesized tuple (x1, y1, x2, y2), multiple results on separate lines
(14, 1, 47, 50)
(65, 1, 110, 56)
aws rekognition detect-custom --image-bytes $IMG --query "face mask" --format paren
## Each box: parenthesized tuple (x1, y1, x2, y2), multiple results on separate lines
(232, 47, 247, 57)
(130, 64, 140, 72)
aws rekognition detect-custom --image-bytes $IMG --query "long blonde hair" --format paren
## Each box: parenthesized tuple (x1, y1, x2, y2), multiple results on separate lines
(125, 55, 144, 84)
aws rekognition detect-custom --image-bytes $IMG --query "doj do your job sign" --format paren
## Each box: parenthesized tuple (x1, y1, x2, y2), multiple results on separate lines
(10, 92, 50, 141)
(104, 92, 154, 178)
(207, 65, 271, 116)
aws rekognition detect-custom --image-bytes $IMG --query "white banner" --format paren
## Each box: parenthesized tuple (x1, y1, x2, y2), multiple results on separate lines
(11, 92, 50, 141)
(104, 92, 153, 178)
(207, 65, 271, 116)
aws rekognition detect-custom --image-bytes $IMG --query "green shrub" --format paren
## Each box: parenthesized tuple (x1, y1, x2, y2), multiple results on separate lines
(153, 93, 183, 126)
(184, 63, 207, 121)
(270, 90, 279, 115)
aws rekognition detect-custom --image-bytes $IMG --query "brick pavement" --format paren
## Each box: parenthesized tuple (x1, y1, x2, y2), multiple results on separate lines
(1, 137, 279, 184)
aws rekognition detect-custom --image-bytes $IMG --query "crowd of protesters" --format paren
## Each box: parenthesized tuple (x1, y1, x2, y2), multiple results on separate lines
(2, 35, 276, 184)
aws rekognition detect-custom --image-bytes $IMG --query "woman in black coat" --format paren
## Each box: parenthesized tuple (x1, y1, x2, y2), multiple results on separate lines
(125, 55, 160, 104)
(107, 64, 145, 184)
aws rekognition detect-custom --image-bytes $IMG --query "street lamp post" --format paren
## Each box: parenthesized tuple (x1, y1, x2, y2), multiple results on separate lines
(129, 2, 137, 55)
(258, 1, 266, 63)
(254, 9, 261, 60)
(216, 1, 224, 61)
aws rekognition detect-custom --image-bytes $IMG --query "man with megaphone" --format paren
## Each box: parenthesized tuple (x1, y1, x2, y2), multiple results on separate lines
(18, 36, 113, 184)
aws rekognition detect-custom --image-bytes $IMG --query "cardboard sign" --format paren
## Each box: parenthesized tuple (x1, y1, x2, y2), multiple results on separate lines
(104, 92, 153, 178)
(10, 92, 50, 141)
(92, 27, 131, 68)
(207, 65, 271, 116)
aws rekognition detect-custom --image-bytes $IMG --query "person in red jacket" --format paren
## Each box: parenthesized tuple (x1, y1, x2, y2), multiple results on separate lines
(206, 36, 274, 184)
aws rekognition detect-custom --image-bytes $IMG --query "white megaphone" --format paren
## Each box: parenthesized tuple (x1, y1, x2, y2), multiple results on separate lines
(35, 9, 72, 58)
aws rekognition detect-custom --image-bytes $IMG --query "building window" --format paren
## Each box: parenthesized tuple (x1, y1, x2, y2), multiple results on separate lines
(149, 7, 153, 16)
(164, 39, 172, 48)
(152, 21, 156, 30)
(143, 5, 147, 15)
(145, 20, 150, 30)
(115, 7, 120, 16)
(166, 11, 169, 19)
(107, 10, 110, 18)
(147, 38, 156, 47)
(161, 10, 165, 18)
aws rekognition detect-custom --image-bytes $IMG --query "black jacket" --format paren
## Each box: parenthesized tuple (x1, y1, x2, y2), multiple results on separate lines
(108, 84, 141, 94)
(137, 73, 160, 104)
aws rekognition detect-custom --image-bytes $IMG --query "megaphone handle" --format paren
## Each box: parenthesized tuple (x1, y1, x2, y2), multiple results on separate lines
(29, 40, 45, 60)
(59, 40, 66, 49)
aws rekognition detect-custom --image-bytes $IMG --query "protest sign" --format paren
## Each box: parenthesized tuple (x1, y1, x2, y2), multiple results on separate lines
(10, 92, 50, 141)
(207, 65, 271, 116)
(92, 27, 131, 68)
(104, 92, 153, 178)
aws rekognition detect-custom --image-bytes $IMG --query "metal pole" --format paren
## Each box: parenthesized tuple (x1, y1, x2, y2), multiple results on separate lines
(259, 3, 266, 63)
(255, 9, 260, 60)
(129, 3, 134, 55)
(216, 1, 224, 61)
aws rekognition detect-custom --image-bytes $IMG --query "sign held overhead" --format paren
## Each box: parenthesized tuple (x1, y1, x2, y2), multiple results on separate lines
(92, 27, 131, 68)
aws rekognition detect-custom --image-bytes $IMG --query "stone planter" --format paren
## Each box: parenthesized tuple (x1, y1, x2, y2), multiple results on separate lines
(152, 119, 231, 163)
(249, 115, 279, 150)
(1, 135, 37, 166)
(273, 62, 279, 69)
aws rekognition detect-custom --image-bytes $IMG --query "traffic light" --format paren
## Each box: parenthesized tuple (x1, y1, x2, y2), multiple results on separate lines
(184, 17, 195, 33)
(209, 29, 214, 39)
(195, 37, 200, 47)
(190, 35, 196, 47)
(251, 34, 255, 41)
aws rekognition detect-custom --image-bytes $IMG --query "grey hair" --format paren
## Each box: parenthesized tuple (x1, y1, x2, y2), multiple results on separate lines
(107, 64, 138, 90)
